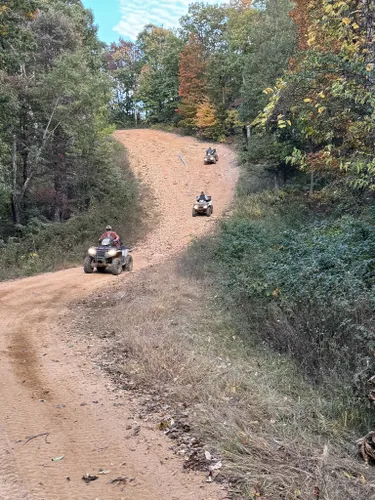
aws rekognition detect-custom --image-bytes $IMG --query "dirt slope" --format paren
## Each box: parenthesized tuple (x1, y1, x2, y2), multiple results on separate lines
(0, 130, 238, 500)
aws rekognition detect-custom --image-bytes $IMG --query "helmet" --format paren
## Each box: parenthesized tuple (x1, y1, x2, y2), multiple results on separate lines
(106, 225, 112, 231)
(201, 191, 205, 195)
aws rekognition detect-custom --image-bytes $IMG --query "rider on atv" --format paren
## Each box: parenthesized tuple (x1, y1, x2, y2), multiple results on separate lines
(100, 225, 121, 248)
(206, 146, 215, 155)
(197, 191, 209, 201)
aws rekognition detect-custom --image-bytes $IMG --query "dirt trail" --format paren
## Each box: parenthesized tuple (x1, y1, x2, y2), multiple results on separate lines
(0, 130, 238, 500)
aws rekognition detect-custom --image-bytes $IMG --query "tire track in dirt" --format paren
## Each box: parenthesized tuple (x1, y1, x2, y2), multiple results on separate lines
(0, 130, 238, 499)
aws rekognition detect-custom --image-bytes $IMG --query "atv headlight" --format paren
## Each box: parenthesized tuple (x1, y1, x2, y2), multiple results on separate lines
(203, 204, 208, 209)
(107, 248, 117, 257)
(88, 247, 97, 257)
(194, 204, 199, 209)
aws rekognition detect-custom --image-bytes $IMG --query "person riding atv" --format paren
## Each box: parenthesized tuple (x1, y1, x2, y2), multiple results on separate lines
(100, 225, 121, 247)
(83, 224, 133, 275)
(204, 147, 218, 165)
(192, 192, 213, 217)
(197, 191, 209, 201)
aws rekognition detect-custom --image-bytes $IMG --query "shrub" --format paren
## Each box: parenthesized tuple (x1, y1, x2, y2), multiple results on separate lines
(178, 183, 374, 402)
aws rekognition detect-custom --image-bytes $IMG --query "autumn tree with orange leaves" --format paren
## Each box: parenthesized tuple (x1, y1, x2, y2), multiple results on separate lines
(178, 34, 208, 130)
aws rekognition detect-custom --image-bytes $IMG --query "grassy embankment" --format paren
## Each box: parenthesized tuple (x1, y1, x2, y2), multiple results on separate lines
(80, 157, 375, 498)
(0, 141, 145, 281)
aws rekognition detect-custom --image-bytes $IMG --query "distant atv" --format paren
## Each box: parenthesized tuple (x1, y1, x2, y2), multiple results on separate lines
(192, 196, 213, 217)
(204, 150, 218, 165)
(84, 237, 133, 275)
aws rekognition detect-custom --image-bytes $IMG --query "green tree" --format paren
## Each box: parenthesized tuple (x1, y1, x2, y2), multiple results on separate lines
(105, 39, 142, 126)
(136, 25, 182, 123)
(240, 0, 296, 123)
(0, 0, 115, 228)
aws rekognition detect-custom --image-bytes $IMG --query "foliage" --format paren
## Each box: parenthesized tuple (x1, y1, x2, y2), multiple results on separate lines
(239, 0, 297, 123)
(105, 1, 296, 140)
(259, 0, 375, 192)
(211, 187, 375, 391)
(105, 39, 142, 126)
(136, 25, 183, 123)
(177, 33, 207, 131)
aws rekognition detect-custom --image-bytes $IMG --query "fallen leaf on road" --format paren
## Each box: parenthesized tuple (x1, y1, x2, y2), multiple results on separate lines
(204, 450, 212, 461)
(109, 476, 127, 485)
(209, 461, 222, 471)
(82, 473, 98, 483)
(158, 417, 174, 430)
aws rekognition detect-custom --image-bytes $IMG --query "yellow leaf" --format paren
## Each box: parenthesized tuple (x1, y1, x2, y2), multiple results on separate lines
(352, 22, 359, 29)
(359, 474, 367, 484)
(306, 126, 314, 136)
(263, 87, 273, 95)
(304, 98, 312, 103)
(366, 63, 374, 71)
(318, 107, 326, 114)
(342, 17, 351, 25)
(318, 91, 325, 99)
(343, 471, 352, 479)
(307, 34, 315, 46)
(287, 120, 292, 126)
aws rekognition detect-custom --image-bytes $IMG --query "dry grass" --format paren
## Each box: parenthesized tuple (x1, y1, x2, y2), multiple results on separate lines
(72, 258, 375, 499)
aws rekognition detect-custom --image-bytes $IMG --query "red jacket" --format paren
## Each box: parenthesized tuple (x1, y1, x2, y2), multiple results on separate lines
(100, 231, 120, 246)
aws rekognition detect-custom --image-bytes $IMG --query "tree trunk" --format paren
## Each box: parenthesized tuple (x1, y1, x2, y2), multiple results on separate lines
(11, 134, 20, 225)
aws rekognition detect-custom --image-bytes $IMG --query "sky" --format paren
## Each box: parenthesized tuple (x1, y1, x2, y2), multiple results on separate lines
(81, 0, 218, 43)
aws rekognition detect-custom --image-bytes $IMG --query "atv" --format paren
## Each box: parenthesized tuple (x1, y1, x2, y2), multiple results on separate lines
(203, 149, 219, 165)
(192, 196, 213, 217)
(83, 237, 133, 275)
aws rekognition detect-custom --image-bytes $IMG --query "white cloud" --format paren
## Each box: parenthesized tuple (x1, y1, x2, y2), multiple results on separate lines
(113, 0, 219, 40)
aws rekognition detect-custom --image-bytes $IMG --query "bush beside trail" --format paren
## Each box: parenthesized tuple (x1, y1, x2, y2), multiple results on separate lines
(217, 206, 375, 385)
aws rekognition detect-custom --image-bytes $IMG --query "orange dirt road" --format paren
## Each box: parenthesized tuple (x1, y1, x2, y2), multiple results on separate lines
(0, 130, 238, 500)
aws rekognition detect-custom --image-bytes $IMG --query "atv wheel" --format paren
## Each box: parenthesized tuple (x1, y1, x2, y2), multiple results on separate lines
(124, 255, 133, 272)
(96, 267, 105, 273)
(192, 209, 197, 217)
(212, 159, 216, 164)
(111, 258, 122, 275)
(84, 256, 93, 273)
(206, 207, 212, 217)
